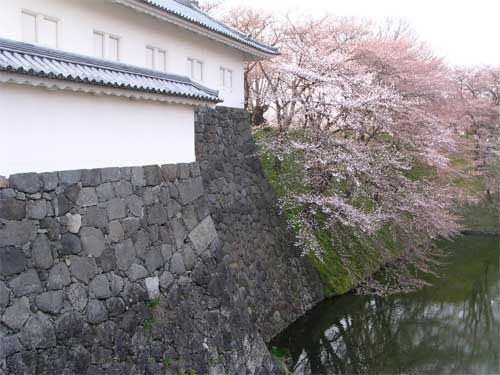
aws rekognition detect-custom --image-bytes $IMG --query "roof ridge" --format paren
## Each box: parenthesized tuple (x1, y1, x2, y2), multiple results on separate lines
(0, 38, 219, 97)
(137, 0, 279, 55)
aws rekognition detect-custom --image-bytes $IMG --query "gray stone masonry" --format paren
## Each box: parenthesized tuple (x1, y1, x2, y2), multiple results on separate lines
(0, 160, 276, 374)
(195, 107, 324, 341)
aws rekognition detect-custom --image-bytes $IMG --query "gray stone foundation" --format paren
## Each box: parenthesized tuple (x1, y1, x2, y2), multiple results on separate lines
(195, 107, 323, 341)
(0, 163, 273, 374)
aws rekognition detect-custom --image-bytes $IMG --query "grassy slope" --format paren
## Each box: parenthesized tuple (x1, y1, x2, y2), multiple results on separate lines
(255, 130, 497, 298)
(256, 130, 403, 297)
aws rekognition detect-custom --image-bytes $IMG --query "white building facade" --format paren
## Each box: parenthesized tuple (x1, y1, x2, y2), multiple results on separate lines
(0, 0, 277, 176)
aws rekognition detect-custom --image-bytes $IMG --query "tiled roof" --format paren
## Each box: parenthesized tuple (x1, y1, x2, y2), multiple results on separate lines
(0, 38, 220, 103)
(139, 0, 279, 56)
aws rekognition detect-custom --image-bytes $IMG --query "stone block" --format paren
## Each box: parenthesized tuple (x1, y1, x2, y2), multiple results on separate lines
(122, 217, 141, 237)
(55, 312, 84, 341)
(0, 335, 22, 359)
(80, 227, 105, 257)
(189, 217, 218, 255)
(145, 247, 163, 273)
(69, 256, 97, 284)
(0, 246, 27, 276)
(146, 203, 168, 225)
(58, 170, 82, 186)
(63, 184, 81, 203)
(182, 245, 196, 271)
(0, 198, 26, 220)
(96, 183, 114, 202)
(46, 263, 71, 290)
(101, 167, 121, 183)
(108, 221, 124, 243)
(40, 217, 60, 241)
(182, 205, 198, 231)
(145, 276, 160, 299)
(89, 274, 111, 299)
(159, 271, 174, 289)
(64, 213, 82, 234)
(60, 233, 82, 256)
(26, 199, 47, 219)
(32, 234, 53, 270)
(170, 219, 186, 249)
(81, 169, 101, 187)
(86, 206, 108, 228)
(9, 173, 41, 193)
(125, 198, 142, 222)
(115, 239, 136, 271)
(126, 264, 148, 281)
(177, 164, 191, 179)
(1, 297, 30, 330)
(96, 248, 116, 273)
(167, 199, 182, 218)
(161, 164, 178, 182)
(20, 313, 56, 349)
(178, 177, 204, 205)
(114, 181, 133, 198)
(87, 299, 108, 324)
(143, 165, 161, 186)
(40, 172, 59, 192)
(107, 198, 127, 221)
(9, 269, 42, 296)
(66, 283, 88, 311)
(106, 297, 126, 316)
(131, 167, 146, 187)
(54, 194, 72, 216)
(35, 290, 64, 314)
(109, 272, 124, 296)
(77, 187, 98, 207)
(0, 220, 37, 247)
(169, 253, 185, 275)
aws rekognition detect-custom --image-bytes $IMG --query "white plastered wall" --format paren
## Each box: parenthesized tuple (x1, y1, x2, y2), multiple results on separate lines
(0, 0, 246, 108)
(0, 84, 195, 176)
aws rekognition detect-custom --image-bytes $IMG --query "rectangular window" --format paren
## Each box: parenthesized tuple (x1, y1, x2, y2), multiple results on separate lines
(146, 46, 167, 72)
(156, 50, 167, 72)
(22, 10, 58, 47)
(22, 11, 36, 44)
(38, 17, 57, 47)
(220, 67, 233, 90)
(187, 58, 203, 81)
(93, 30, 121, 61)
(93, 32, 105, 58)
(145, 46, 154, 69)
(108, 36, 120, 62)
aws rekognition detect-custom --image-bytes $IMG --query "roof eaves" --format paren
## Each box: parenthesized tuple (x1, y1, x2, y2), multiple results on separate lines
(137, 0, 279, 56)
(0, 38, 221, 103)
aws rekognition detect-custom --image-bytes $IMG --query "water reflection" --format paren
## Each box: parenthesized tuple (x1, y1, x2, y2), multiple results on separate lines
(271, 236, 500, 374)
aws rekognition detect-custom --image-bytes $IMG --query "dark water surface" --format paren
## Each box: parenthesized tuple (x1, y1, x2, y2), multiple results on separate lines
(270, 236, 500, 374)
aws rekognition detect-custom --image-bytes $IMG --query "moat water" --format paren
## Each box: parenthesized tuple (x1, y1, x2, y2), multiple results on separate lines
(270, 235, 500, 374)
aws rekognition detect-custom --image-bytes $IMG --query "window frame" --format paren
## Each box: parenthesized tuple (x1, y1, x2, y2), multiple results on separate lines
(146, 45, 168, 72)
(93, 30, 121, 62)
(187, 57, 204, 82)
(21, 9, 59, 48)
(220, 66, 234, 91)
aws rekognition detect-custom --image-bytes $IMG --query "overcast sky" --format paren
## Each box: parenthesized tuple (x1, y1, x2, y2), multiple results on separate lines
(222, 0, 499, 67)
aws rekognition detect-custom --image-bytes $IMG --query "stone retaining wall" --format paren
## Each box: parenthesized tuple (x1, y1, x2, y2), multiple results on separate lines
(0, 164, 273, 374)
(0, 106, 324, 374)
(195, 107, 324, 341)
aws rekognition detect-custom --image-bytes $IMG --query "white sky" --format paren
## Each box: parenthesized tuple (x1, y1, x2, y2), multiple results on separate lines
(222, 0, 500, 67)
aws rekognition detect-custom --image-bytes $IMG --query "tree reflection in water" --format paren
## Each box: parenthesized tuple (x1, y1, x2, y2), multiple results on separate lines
(270, 236, 499, 374)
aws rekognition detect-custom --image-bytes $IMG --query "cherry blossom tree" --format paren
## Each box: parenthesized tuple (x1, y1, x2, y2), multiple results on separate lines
(200, 2, 497, 292)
